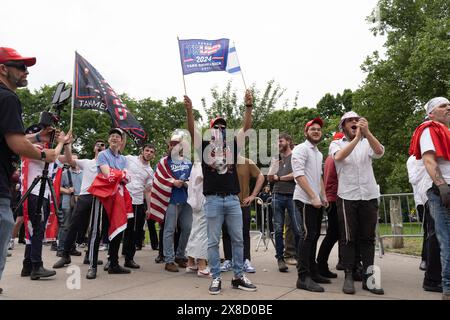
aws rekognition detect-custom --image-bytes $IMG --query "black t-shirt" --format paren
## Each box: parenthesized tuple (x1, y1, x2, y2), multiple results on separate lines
(0, 83, 25, 199)
(201, 138, 240, 195)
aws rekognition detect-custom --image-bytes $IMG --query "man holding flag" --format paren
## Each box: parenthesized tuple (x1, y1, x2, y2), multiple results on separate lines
(185, 90, 257, 295)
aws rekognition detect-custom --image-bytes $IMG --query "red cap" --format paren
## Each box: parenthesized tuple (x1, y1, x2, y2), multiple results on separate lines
(0, 47, 36, 66)
(304, 117, 324, 131)
(332, 132, 344, 140)
(210, 116, 227, 128)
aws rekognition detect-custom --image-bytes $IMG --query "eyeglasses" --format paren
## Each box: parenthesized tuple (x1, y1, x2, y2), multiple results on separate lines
(96, 143, 105, 148)
(213, 125, 226, 129)
(3, 61, 27, 72)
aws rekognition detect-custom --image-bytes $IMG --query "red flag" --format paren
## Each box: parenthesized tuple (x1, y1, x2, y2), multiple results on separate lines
(88, 169, 133, 240)
(45, 166, 63, 241)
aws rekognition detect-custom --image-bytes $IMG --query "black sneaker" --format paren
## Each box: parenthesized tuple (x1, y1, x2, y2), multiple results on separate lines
(154, 255, 164, 264)
(108, 265, 131, 274)
(296, 275, 325, 292)
(231, 275, 257, 292)
(423, 280, 443, 293)
(209, 277, 222, 295)
(362, 282, 384, 295)
(277, 258, 288, 272)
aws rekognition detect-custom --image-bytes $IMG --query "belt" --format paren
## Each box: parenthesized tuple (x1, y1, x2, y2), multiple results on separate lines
(206, 192, 236, 197)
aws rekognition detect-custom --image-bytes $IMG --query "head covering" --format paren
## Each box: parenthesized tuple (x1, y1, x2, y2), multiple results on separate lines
(108, 127, 124, 138)
(209, 116, 227, 128)
(0, 47, 36, 66)
(424, 97, 450, 115)
(339, 111, 361, 130)
(304, 117, 324, 131)
(170, 132, 184, 142)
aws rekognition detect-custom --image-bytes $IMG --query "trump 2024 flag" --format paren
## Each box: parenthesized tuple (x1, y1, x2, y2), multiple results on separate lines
(178, 38, 233, 75)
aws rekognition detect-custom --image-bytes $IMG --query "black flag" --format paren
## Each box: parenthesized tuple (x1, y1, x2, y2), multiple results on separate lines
(73, 52, 147, 146)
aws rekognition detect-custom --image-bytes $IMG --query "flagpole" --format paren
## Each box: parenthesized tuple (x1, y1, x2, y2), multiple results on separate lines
(233, 42, 247, 91)
(177, 36, 188, 96)
(69, 51, 76, 132)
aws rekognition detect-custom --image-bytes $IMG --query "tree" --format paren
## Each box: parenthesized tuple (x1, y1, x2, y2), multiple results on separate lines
(353, 0, 450, 193)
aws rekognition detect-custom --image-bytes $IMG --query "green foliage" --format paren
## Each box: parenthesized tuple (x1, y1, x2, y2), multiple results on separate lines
(354, 0, 450, 193)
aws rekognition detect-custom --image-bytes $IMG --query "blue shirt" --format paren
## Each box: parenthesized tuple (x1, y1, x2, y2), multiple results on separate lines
(97, 148, 127, 171)
(168, 157, 192, 204)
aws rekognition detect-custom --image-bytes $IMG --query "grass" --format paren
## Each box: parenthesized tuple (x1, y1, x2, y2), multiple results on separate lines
(377, 222, 424, 257)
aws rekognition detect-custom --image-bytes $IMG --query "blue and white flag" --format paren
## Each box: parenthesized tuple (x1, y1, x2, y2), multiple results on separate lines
(225, 44, 241, 74)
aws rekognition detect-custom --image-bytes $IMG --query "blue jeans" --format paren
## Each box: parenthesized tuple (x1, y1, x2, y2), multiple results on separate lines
(427, 189, 450, 294)
(272, 193, 302, 259)
(204, 195, 243, 279)
(0, 198, 14, 280)
(163, 203, 192, 263)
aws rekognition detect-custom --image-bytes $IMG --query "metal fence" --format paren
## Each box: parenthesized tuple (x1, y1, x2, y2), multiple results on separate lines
(377, 193, 424, 257)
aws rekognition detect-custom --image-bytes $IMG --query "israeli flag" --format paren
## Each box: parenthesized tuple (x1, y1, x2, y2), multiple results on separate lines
(226, 44, 241, 74)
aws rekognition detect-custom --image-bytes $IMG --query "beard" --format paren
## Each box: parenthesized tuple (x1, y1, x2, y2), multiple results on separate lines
(306, 135, 321, 145)
(7, 72, 27, 88)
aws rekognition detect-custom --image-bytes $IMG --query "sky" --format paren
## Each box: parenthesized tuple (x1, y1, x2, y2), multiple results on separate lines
(1, 0, 386, 116)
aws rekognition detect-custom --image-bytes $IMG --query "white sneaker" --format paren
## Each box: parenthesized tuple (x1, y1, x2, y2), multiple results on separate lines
(8, 238, 14, 250)
(243, 259, 256, 273)
(220, 260, 233, 272)
(99, 244, 109, 251)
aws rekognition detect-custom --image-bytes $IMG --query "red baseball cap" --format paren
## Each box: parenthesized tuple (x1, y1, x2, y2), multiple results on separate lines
(304, 117, 324, 131)
(0, 47, 36, 66)
(332, 132, 344, 140)
(210, 116, 227, 128)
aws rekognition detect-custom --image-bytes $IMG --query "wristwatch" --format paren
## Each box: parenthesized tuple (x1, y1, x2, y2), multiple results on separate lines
(40, 151, 46, 161)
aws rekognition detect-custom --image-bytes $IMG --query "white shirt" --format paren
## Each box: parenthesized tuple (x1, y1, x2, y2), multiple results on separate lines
(76, 159, 98, 196)
(406, 155, 431, 206)
(420, 127, 450, 184)
(125, 155, 154, 205)
(291, 140, 323, 204)
(22, 144, 59, 198)
(329, 137, 384, 201)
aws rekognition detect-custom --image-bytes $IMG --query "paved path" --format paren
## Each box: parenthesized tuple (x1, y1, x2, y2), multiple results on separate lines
(0, 235, 441, 300)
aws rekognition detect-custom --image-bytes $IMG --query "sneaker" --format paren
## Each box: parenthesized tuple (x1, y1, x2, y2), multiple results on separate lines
(419, 260, 427, 271)
(186, 265, 198, 273)
(285, 257, 297, 265)
(243, 259, 256, 273)
(8, 239, 14, 250)
(277, 258, 288, 272)
(208, 277, 222, 295)
(231, 274, 257, 291)
(108, 265, 131, 274)
(220, 260, 233, 272)
(165, 262, 179, 272)
(197, 267, 211, 278)
(99, 244, 109, 251)
(154, 255, 164, 264)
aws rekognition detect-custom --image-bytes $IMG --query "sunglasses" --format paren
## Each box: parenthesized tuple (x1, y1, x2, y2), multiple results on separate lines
(213, 125, 226, 129)
(3, 61, 27, 72)
(96, 143, 105, 147)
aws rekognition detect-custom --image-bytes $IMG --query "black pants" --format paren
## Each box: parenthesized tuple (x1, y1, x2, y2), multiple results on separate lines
(145, 219, 159, 250)
(416, 204, 428, 262)
(424, 202, 442, 285)
(295, 200, 322, 276)
(63, 195, 93, 253)
(336, 198, 378, 273)
(222, 206, 250, 261)
(317, 201, 341, 266)
(122, 204, 146, 261)
(23, 194, 50, 268)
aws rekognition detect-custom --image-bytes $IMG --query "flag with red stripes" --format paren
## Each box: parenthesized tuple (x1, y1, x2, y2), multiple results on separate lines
(148, 156, 175, 223)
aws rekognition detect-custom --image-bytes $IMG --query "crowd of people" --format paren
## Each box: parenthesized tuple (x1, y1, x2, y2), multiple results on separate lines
(0, 47, 449, 300)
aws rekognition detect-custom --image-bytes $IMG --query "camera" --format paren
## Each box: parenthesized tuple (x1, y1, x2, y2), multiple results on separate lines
(39, 82, 71, 128)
